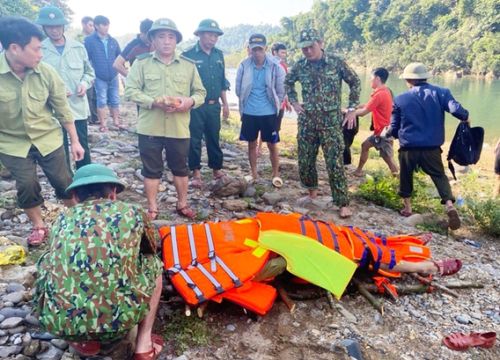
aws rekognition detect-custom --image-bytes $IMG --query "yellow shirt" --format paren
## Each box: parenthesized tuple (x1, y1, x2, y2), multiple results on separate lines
(125, 51, 206, 139)
(0, 53, 74, 158)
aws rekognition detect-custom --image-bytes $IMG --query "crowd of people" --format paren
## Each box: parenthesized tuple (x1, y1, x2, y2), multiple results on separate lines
(0, 5, 490, 359)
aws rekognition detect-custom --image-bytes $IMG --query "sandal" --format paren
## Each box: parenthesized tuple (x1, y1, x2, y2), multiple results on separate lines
(399, 209, 412, 217)
(339, 206, 352, 219)
(443, 331, 496, 351)
(433, 258, 462, 276)
(28, 226, 49, 246)
(151, 334, 164, 347)
(68, 340, 101, 356)
(133, 346, 162, 360)
(176, 205, 196, 219)
(147, 209, 159, 221)
(191, 177, 203, 189)
(447, 207, 461, 230)
(272, 176, 283, 188)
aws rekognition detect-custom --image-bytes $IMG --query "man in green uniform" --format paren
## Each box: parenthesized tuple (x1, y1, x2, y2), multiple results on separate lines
(37, 6, 95, 171)
(182, 19, 230, 188)
(285, 29, 360, 218)
(125, 18, 206, 220)
(0, 16, 84, 246)
(36, 164, 163, 359)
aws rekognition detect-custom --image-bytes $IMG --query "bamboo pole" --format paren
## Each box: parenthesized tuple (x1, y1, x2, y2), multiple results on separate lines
(410, 273, 459, 298)
(353, 278, 384, 315)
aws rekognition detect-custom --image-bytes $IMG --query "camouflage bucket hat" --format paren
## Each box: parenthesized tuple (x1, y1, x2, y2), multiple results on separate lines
(35, 6, 69, 26)
(400, 62, 432, 80)
(66, 164, 126, 193)
(194, 19, 223, 36)
(148, 18, 183, 43)
(297, 28, 321, 48)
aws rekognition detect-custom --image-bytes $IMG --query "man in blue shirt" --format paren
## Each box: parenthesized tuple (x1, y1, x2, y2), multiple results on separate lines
(84, 15, 123, 132)
(390, 62, 469, 230)
(235, 34, 285, 186)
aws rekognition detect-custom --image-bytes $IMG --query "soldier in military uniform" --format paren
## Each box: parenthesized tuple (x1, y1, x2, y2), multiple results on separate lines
(125, 18, 206, 219)
(35, 164, 164, 359)
(182, 19, 230, 188)
(285, 29, 361, 218)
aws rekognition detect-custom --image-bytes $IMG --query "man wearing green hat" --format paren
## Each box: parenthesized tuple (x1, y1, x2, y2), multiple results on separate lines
(36, 163, 164, 359)
(125, 18, 206, 219)
(0, 16, 84, 246)
(285, 29, 360, 218)
(37, 5, 95, 171)
(389, 62, 469, 230)
(182, 19, 230, 188)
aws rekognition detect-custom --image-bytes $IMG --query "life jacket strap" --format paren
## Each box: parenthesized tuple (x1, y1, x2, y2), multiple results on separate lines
(187, 224, 198, 266)
(204, 223, 217, 272)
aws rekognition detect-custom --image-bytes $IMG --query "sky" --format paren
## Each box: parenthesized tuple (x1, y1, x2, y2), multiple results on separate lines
(68, 0, 315, 39)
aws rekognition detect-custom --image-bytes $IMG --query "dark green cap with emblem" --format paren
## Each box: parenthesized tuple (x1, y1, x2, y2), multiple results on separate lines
(297, 28, 321, 48)
(194, 19, 223, 36)
(148, 18, 183, 43)
(66, 164, 126, 193)
(35, 6, 69, 26)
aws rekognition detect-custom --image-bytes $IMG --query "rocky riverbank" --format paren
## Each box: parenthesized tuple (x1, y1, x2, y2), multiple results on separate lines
(0, 104, 498, 359)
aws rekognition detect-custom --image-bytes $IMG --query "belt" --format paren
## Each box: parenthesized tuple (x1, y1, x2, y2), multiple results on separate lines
(205, 99, 219, 105)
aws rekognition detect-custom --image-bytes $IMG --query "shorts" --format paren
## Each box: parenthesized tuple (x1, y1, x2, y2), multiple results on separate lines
(138, 135, 189, 178)
(495, 144, 500, 175)
(367, 134, 394, 158)
(239, 113, 280, 144)
(0, 146, 73, 209)
(94, 76, 120, 108)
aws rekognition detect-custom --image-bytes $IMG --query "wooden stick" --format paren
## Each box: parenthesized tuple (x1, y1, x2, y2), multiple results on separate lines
(197, 302, 208, 318)
(410, 273, 459, 298)
(325, 290, 336, 310)
(277, 285, 296, 313)
(353, 278, 384, 315)
(184, 304, 191, 317)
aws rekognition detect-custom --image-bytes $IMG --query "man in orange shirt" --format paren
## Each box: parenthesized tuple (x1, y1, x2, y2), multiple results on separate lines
(351, 68, 398, 176)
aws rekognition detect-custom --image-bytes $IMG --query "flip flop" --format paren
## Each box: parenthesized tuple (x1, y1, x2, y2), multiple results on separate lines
(433, 258, 462, 276)
(272, 176, 283, 188)
(176, 205, 196, 219)
(447, 208, 461, 230)
(191, 177, 203, 189)
(399, 209, 412, 217)
(443, 331, 496, 351)
(27, 226, 49, 246)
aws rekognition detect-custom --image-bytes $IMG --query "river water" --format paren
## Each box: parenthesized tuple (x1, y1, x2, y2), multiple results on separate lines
(225, 68, 499, 144)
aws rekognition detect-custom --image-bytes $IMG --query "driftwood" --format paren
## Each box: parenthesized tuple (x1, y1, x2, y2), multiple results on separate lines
(325, 290, 336, 310)
(362, 281, 484, 295)
(277, 284, 296, 313)
(353, 278, 384, 314)
(410, 273, 460, 298)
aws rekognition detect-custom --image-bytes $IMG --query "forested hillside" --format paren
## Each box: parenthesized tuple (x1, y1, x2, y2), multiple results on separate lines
(275, 0, 499, 77)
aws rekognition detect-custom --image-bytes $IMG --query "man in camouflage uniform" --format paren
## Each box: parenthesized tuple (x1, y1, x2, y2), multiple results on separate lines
(36, 164, 164, 359)
(285, 29, 360, 218)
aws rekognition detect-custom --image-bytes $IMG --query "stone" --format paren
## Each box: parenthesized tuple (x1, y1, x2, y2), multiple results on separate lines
(0, 181, 15, 192)
(0, 317, 23, 329)
(7, 326, 26, 335)
(0, 308, 28, 319)
(210, 176, 246, 197)
(51, 339, 68, 350)
(2, 291, 25, 304)
(36, 344, 64, 360)
(226, 324, 236, 332)
(173, 355, 189, 360)
(403, 214, 425, 226)
(0, 345, 22, 358)
(23, 339, 40, 357)
(0, 315, 4, 323)
(12, 354, 31, 360)
(5, 236, 27, 248)
(0, 265, 37, 287)
(335, 304, 357, 324)
(222, 199, 248, 212)
(243, 185, 257, 198)
(24, 314, 40, 326)
(6, 283, 25, 293)
(0, 336, 8, 345)
(456, 314, 472, 324)
(261, 192, 283, 206)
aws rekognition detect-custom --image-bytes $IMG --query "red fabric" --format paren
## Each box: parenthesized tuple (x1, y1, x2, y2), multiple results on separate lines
(365, 86, 393, 135)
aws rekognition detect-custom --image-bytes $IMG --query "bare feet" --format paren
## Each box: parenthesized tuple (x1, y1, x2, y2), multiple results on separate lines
(339, 206, 352, 218)
(352, 169, 364, 177)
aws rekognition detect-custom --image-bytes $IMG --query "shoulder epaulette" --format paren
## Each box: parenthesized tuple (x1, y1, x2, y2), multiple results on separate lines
(180, 54, 196, 63)
(136, 52, 153, 61)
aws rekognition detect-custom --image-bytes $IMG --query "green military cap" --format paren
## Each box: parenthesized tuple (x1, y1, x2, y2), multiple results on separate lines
(35, 6, 69, 26)
(297, 28, 321, 48)
(400, 62, 432, 80)
(148, 18, 183, 43)
(194, 19, 223, 36)
(66, 164, 126, 193)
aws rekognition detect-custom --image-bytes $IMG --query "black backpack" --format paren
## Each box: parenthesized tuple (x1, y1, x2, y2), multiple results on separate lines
(447, 122, 484, 180)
